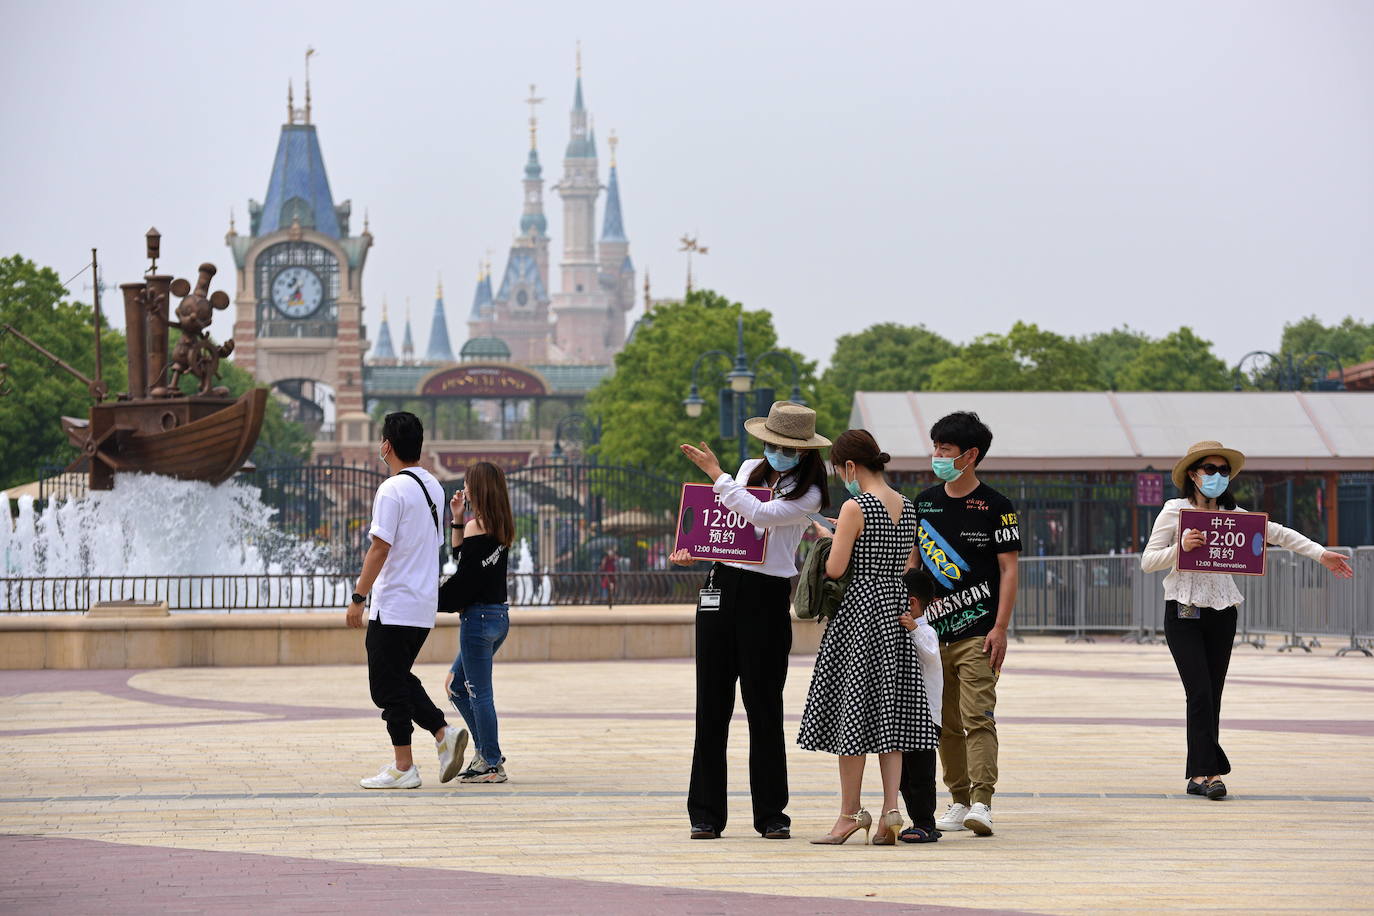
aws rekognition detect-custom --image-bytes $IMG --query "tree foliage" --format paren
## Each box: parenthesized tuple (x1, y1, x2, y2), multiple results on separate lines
(0, 255, 128, 490)
(584, 290, 824, 481)
(1081, 325, 1150, 390)
(925, 322, 1100, 391)
(1279, 315, 1374, 366)
(1115, 327, 1232, 391)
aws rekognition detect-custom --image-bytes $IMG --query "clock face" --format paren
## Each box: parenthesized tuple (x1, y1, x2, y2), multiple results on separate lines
(271, 266, 324, 318)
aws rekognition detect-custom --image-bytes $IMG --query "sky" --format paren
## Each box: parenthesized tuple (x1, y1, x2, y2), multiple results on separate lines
(2, 0, 1372, 373)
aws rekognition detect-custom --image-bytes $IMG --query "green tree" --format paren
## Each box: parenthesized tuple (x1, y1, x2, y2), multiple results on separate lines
(1279, 315, 1374, 366)
(0, 255, 128, 490)
(1115, 327, 1231, 391)
(584, 289, 823, 480)
(1082, 325, 1151, 390)
(925, 321, 1101, 391)
(818, 323, 957, 435)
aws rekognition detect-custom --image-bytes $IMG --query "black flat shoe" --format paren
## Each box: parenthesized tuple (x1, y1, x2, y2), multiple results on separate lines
(761, 823, 790, 839)
(690, 823, 720, 839)
(899, 826, 941, 844)
(1186, 780, 1208, 796)
(1205, 779, 1228, 800)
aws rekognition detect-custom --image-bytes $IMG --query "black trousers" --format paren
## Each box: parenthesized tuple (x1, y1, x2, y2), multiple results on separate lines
(900, 740, 940, 832)
(688, 563, 793, 834)
(1163, 602, 1236, 778)
(365, 619, 448, 747)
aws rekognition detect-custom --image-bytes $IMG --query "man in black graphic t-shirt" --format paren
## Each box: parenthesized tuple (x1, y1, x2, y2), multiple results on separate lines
(910, 412, 1019, 838)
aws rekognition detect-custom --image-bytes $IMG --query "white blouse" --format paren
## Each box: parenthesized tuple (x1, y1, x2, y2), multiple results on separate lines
(1140, 498, 1326, 609)
(712, 458, 822, 579)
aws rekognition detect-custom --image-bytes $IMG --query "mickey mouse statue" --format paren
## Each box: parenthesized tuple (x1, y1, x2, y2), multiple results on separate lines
(152, 263, 234, 397)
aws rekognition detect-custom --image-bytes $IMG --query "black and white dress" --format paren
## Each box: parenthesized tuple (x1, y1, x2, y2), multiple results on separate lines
(798, 492, 939, 756)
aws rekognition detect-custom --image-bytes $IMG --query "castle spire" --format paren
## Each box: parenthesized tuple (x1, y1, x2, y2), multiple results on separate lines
(372, 298, 396, 361)
(402, 300, 415, 363)
(600, 132, 627, 243)
(426, 277, 455, 363)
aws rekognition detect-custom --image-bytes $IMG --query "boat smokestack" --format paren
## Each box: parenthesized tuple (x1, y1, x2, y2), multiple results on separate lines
(119, 282, 149, 398)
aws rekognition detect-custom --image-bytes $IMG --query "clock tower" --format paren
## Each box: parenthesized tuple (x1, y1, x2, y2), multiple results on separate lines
(226, 78, 374, 462)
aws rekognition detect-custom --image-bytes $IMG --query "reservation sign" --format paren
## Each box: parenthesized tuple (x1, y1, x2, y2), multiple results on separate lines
(1177, 509, 1269, 576)
(675, 482, 771, 564)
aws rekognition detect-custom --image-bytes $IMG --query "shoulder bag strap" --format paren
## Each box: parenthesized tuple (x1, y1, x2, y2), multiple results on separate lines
(397, 470, 440, 535)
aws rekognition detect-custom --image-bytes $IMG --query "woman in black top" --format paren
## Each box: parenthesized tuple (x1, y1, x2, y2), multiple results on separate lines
(438, 461, 515, 783)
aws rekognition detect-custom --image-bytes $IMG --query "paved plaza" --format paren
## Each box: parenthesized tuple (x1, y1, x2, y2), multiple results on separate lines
(1, 637, 1372, 914)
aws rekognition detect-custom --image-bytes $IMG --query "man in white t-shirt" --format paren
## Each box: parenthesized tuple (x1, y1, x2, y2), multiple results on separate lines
(346, 411, 468, 789)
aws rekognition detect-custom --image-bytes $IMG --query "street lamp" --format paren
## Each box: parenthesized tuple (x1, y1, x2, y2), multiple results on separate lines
(684, 316, 806, 467)
(552, 413, 602, 465)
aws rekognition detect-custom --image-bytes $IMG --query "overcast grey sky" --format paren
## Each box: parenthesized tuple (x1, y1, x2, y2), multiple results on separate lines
(3, 0, 1371, 372)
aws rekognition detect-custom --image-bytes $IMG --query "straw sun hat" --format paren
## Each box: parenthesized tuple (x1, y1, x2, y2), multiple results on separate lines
(1171, 439, 1246, 490)
(743, 401, 831, 449)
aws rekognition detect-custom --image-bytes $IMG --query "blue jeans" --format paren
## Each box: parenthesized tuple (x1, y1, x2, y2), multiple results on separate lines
(447, 604, 510, 765)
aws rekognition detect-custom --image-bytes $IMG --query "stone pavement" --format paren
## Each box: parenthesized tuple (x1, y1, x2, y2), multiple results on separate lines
(1, 637, 1372, 914)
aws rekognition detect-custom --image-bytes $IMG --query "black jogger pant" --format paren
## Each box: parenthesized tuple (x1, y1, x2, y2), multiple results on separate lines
(366, 618, 448, 747)
(1163, 602, 1236, 778)
(900, 739, 940, 832)
(688, 563, 793, 834)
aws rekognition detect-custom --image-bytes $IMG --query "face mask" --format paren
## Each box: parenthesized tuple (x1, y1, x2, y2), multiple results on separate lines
(378, 443, 389, 465)
(931, 449, 968, 482)
(764, 445, 800, 473)
(1198, 473, 1229, 498)
(839, 466, 862, 498)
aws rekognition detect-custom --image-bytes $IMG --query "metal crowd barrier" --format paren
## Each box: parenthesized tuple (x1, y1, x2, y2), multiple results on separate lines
(2, 555, 1370, 658)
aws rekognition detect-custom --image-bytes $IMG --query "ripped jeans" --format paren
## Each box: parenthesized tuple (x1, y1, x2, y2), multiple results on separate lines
(447, 604, 510, 765)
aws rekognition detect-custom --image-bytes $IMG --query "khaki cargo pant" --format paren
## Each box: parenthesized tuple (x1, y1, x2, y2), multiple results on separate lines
(939, 634, 999, 807)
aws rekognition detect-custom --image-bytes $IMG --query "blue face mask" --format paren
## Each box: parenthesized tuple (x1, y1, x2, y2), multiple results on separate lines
(1198, 473, 1230, 498)
(764, 445, 800, 473)
(931, 449, 969, 482)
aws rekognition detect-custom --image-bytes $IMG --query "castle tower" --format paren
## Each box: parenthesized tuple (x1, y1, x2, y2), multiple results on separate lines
(401, 304, 415, 364)
(370, 299, 397, 366)
(551, 49, 608, 362)
(597, 130, 635, 353)
(227, 72, 373, 460)
(425, 276, 455, 363)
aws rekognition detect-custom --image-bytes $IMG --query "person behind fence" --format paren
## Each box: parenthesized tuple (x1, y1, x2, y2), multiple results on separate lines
(799, 430, 938, 846)
(438, 461, 515, 784)
(347, 411, 468, 790)
(671, 401, 831, 841)
(914, 411, 1019, 837)
(1141, 440, 1353, 800)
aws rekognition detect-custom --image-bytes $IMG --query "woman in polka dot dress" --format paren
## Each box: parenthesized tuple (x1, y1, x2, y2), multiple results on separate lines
(799, 429, 939, 846)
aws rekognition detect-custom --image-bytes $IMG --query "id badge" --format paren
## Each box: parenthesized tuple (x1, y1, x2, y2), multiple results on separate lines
(1177, 604, 1200, 619)
(697, 588, 722, 612)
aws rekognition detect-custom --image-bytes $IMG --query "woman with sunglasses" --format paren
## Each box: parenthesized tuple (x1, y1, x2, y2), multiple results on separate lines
(673, 401, 831, 841)
(1142, 440, 1353, 800)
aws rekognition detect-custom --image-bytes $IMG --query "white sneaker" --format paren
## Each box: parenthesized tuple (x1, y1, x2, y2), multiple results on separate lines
(359, 764, 421, 789)
(964, 802, 993, 835)
(436, 727, 469, 784)
(460, 762, 508, 784)
(935, 802, 970, 831)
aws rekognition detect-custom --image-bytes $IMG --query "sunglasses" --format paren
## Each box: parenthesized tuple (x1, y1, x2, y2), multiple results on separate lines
(765, 445, 800, 458)
(1194, 463, 1231, 476)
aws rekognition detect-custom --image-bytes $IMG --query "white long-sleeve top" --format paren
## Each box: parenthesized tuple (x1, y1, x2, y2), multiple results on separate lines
(1140, 498, 1326, 608)
(712, 458, 822, 578)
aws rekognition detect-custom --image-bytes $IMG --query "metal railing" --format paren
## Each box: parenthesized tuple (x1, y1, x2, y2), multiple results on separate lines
(2, 553, 1370, 658)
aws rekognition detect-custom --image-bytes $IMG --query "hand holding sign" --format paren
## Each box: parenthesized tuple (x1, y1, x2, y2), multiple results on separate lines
(1178, 510, 1268, 575)
(676, 482, 771, 564)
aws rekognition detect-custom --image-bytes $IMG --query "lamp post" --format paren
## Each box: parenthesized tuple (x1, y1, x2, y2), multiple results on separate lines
(551, 412, 602, 465)
(683, 316, 806, 468)
(1233, 350, 1346, 392)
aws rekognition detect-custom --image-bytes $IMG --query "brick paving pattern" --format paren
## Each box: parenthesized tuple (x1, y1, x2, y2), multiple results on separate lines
(1, 638, 1372, 913)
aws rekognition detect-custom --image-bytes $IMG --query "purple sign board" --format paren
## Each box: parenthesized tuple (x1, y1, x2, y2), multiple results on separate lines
(1177, 509, 1269, 576)
(675, 482, 771, 564)
(1135, 472, 1164, 506)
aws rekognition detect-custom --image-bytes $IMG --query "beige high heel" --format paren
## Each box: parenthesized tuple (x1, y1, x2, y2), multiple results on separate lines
(871, 808, 903, 845)
(809, 809, 872, 845)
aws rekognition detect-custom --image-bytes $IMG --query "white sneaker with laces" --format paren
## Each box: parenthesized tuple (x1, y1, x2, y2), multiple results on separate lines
(935, 802, 971, 831)
(436, 727, 469, 784)
(359, 764, 421, 789)
(963, 802, 993, 835)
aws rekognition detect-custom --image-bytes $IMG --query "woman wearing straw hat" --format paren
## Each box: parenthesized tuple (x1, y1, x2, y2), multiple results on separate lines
(1141, 440, 1353, 799)
(673, 401, 831, 840)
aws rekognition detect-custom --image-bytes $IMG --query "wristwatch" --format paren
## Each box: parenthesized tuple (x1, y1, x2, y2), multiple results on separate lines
(450, 523, 462, 530)
(350, 592, 366, 605)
